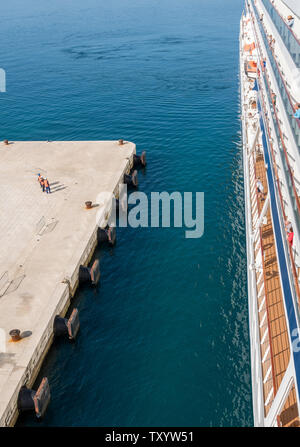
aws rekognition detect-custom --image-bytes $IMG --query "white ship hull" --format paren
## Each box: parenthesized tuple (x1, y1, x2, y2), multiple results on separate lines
(240, 0, 300, 427)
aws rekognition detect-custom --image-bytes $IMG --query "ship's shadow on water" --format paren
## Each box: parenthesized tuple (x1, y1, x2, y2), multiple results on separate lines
(1, 0, 253, 428)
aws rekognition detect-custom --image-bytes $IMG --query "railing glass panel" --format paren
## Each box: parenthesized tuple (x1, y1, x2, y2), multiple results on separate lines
(260, 0, 300, 68)
(258, 76, 300, 320)
(251, 1, 300, 148)
(264, 74, 300, 235)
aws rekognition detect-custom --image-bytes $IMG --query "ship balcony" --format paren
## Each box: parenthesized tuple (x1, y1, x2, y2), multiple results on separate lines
(250, 0, 300, 149)
(241, 13, 300, 426)
(251, 113, 300, 426)
(253, 21, 300, 303)
(259, 0, 300, 68)
(244, 93, 300, 425)
(250, 1, 300, 261)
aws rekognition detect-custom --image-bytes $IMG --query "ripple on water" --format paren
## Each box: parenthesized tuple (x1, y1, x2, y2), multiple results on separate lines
(0, 0, 253, 427)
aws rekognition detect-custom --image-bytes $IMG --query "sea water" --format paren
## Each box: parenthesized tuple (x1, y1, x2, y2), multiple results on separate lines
(0, 0, 252, 426)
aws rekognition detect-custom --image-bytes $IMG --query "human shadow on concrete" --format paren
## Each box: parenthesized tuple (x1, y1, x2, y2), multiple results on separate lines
(50, 183, 68, 193)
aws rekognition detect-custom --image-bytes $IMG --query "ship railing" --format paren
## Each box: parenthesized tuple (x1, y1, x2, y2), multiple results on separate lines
(248, 5, 300, 311)
(244, 0, 250, 15)
(248, 140, 277, 412)
(264, 71, 300, 233)
(241, 84, 265, 424)
(252, 4, 300, 217)
(256, 80, 300, 414)
(256, 67, 300, 310)
(250, 1, 300, 230)
(242, 9, 300, 423)
(251, 0, 300, 146)
(260, 0, 300, 67)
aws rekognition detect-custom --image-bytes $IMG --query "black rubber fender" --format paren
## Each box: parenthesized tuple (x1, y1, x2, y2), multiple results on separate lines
(78, 265, 91, 284)
(124, 170, 138, 187)
(133, 151, 146, 168)
(17, 386, 35, 413)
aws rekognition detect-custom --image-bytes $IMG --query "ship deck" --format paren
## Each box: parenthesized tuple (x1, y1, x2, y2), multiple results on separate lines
(254, 151, 299, 426)
(241, 6, 300, 426)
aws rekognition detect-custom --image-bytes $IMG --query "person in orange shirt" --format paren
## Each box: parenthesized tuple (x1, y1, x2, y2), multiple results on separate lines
(40, 176, 45, 192)
(44, 178, 51, 194)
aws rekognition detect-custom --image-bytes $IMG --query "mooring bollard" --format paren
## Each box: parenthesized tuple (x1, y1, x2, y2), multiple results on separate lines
(118, 139, 124, 145)
(17, 377, 51, 419)
(53, 308, 80, 340)
(9, 329, 21, 342)
(85, 201, 92, 209)
(3, 139, 9, 145)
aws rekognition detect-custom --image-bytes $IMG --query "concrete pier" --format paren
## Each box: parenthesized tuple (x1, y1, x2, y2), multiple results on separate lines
(0, 140, 135, 426)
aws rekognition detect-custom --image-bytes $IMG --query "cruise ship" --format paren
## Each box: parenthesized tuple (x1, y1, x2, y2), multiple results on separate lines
(240, 0, 300, 426)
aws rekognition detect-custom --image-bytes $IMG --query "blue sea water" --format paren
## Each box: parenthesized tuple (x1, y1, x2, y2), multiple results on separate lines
(1, 0, 253, 426)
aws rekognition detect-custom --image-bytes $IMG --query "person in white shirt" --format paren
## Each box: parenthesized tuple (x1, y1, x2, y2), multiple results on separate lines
(256, 177, 264, 200)
(287, 15, 294, 28)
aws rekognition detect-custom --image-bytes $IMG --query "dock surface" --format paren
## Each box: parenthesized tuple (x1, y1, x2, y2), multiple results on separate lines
(0, 140, 135, 426)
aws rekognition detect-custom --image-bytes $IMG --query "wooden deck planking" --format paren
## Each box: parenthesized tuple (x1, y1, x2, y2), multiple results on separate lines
(279, 385, 300, 427)
(242, 13, 300, 426)
(252, 150, 293, 417)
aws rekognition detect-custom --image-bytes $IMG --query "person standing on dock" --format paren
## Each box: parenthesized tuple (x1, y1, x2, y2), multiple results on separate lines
(40, 176, 45, 192)
(44, 178, 51, 194)
(38, 174, 44, 190)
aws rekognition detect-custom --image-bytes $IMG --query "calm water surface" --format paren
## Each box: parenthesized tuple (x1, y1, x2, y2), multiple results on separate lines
(1, 0, 253, 426)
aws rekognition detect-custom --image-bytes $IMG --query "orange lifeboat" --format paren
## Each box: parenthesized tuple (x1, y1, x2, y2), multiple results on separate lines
(244, 60, 257, 78)
(244, 42, 256, 55)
